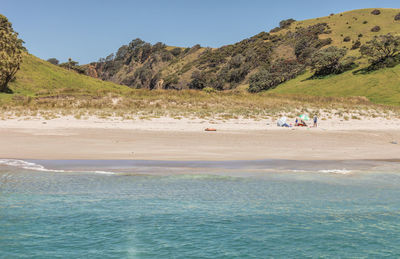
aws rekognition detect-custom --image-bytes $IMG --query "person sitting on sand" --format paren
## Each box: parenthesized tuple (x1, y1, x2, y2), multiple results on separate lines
(298, 120, 307, 127)
(295, 118, 298, 126)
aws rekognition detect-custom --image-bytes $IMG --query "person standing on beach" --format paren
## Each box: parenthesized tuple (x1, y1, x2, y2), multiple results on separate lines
(313, 115, 318, 127)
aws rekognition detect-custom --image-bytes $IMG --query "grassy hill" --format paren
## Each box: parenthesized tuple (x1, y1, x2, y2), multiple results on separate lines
(269, 8, 400, 105)
(280, 8, 400, 53)
(0, 54, 129, 103)
(270, 66, 400, 105)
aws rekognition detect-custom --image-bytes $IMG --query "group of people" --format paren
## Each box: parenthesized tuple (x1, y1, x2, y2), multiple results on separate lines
(279, 115, 318, 128)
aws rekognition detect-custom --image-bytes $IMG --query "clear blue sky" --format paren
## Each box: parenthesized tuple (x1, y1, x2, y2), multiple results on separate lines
(2, 0, 399, 64)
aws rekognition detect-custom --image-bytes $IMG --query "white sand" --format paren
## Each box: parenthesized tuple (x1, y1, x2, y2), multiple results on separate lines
(0, 116, 399, 161)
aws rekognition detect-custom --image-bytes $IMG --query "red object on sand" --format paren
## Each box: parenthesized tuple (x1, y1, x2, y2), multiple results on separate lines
(205, 128, 217, 131)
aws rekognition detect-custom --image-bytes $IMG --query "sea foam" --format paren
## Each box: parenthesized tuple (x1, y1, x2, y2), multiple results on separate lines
(0, 159, 115, 175)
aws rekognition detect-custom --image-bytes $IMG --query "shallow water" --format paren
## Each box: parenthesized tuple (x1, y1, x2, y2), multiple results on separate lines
(1, 159, 400, 258)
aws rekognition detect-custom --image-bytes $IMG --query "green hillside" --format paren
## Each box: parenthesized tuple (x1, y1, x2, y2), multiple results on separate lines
(279, 8, 400, 53)
(271, 66, 400, 105)
(269, 8, 400, 106)
(0, 54, 129, 103)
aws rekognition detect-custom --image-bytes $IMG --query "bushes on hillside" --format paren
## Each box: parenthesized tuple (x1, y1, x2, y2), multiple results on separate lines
(310, 46, 356, 77)
(270, 18, 296, 33)
(360, 34, 400, 70)
(351, 40, 361, 50)
(343, 36, 351, 42)
(188, 70, 206, 90)
(47, 58, 59, 65)
(371, 26, 381, 32)
(248, 59, 304, 93)
(59, 58, 85, 74)
(292, 23, 331, 63)
(371, 9, 381, 15)
(279, 18, 296, 29)
(170, 47, 182, 57)
(395, 13, 400, 21)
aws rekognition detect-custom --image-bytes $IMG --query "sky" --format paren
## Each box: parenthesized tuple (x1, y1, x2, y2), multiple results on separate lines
(2, 0, 399, 64)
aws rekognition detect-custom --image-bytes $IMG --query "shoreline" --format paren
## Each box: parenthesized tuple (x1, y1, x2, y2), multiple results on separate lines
(1, 116, 399, 161)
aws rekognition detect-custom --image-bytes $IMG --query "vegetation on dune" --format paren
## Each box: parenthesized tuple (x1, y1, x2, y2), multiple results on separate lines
(0, 14, 24, 93)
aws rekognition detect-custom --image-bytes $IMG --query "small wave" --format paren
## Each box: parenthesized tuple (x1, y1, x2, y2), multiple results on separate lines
(0, 159, 116, 175)
(318, 169, 352, 175)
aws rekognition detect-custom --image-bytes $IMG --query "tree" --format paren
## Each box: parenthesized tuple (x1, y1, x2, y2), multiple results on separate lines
(47, 58, 59, 65)
(248, 59, 304, 93)
(170, 47, 182, 57)
(188, 70, 206, 89)
(0, 15, 24, 92)
(279, 18, 296, 29)
(310, 46, 347, 76)
(360, 34, 400, 63)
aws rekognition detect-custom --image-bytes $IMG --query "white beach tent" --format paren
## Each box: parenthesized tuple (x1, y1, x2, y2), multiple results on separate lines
(277, 116, 287, 127)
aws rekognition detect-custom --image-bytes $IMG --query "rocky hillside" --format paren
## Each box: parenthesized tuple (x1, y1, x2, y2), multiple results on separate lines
(84, 8, 400, 92)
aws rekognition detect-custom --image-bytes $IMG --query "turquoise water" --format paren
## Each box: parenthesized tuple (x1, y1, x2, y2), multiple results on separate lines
(1, 160, 400, 258)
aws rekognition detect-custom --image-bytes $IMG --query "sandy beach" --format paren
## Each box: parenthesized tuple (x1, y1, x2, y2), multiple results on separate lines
(0, 116, 399, 161)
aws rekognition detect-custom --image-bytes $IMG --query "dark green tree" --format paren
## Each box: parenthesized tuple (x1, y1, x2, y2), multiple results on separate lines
(47, 58, 59, 65)
(170, 47, 182, 57)
(248, 59, 304, 92)
(310, 46, 347, 76)
(360, 34, 400, 63)
(0, 14, 24, 93)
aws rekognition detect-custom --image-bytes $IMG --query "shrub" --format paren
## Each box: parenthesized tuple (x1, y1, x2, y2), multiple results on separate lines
(338, 56, 358, 72)
(279, 18, 296, 29)
(188, 70, 206, 89)
(343, 36, 351, 42)
(358, 34, 363, 38)
(360, 34, 400, 64)
(248, 59, 304, 93)
(371, 26, 381, 32)
(293, 23, 331, 63)
(351, 40, 361, 50)
(371, 9, 381, 15)
(320, 38, 333, 46)
(395, 13, 400, 21)
(363, 21, 368, 24)
(310, 46, 349, 77)
(170, 47, 182, 57)
(47, 58, 59, 65)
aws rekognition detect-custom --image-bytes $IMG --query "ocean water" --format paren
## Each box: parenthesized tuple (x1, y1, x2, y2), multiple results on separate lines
(1, 159, 400, 258)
